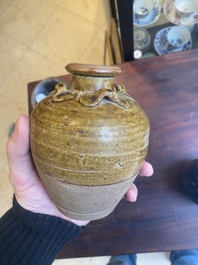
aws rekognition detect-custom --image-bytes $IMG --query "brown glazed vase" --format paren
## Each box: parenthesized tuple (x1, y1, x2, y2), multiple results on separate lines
(30, 63, 150, 221)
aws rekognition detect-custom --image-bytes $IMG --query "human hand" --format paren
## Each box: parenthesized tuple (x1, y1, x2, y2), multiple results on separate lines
(6, 115, 153, 225)
(124, 161, 153, 202)
(6, 115, 89, 226)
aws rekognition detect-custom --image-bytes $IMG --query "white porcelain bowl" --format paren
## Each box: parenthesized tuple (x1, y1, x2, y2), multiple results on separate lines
(134, 28, 151, 53)
(174, 0, 198, 17)
(133, 0, 154, 16)
(167, 26, 191, 47)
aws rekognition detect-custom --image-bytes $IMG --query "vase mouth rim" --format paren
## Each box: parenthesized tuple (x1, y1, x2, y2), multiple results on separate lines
(65, 63, 121, 77)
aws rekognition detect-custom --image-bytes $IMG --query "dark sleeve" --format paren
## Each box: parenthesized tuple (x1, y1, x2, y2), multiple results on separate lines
(0, 197, 85, 265)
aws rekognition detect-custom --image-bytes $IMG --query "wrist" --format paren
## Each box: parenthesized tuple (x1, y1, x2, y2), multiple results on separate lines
(0, 196, 86, 265)
(15, 193, 89, 226)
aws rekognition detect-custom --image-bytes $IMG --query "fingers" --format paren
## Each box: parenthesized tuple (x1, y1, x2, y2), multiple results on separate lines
(139, 161, 154, 177)
(124, 183, 138, 202)
(124, 161, 153, 202)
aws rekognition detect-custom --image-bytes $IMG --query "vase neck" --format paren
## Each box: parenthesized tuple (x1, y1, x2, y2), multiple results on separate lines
(65, 63, 121, 92)
(69, 75, 115, 92)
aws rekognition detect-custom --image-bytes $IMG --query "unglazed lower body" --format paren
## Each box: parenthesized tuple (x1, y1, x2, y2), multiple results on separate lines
(39, 172, 137, 221)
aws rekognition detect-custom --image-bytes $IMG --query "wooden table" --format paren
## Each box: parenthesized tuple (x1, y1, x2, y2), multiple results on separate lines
(28, 49, 198, 258)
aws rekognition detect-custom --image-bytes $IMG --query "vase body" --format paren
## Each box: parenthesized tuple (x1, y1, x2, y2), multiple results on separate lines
(30, 63, 150, 221)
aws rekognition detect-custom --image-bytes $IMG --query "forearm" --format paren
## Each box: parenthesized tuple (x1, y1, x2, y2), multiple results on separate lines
(0, 197, 85, 265)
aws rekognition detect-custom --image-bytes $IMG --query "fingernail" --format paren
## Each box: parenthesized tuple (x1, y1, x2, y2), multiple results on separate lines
(7, 122, 16, 138)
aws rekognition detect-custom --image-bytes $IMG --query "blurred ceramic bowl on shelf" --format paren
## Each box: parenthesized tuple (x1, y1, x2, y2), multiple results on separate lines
(163, 0, 198, 26)
(174, 0, 198, 17)
(186, 24, 195, 32)
(133, 0, 154, 16)
(167, 25, 191, 47)
(31, 78, 61, 109)
(142, 52, 155, 58)
(154, 26, 192, 55)
(134, 28, 151, 53)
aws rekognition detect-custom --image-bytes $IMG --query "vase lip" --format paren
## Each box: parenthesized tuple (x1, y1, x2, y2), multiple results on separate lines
(65, 63, 121, 77)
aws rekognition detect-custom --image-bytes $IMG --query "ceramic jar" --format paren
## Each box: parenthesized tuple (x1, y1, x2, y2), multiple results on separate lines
(30, 63, 150, 221)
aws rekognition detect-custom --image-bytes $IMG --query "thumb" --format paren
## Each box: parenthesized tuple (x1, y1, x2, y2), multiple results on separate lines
(6, 115, 39, 192)
(7, 114, 30, 157)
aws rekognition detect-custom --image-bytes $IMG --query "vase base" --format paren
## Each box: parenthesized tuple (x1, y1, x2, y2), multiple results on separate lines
(39, 171, 137, 221)
(56, 204, 115, 221)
